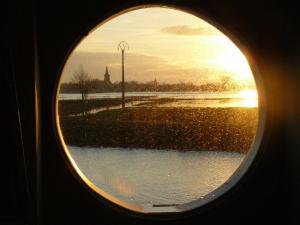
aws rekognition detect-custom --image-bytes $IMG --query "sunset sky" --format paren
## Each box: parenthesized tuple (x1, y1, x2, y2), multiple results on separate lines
(61, 7, 255, 87)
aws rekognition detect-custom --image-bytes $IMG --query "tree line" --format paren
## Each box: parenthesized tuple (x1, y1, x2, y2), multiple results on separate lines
(60, 67, 247, 95)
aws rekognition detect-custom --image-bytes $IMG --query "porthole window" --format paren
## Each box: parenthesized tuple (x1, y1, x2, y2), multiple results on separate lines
(56, 6, 263, 214)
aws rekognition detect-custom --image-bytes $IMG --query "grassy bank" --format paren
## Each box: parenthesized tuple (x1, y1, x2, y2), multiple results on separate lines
(59, 107, 258, 153)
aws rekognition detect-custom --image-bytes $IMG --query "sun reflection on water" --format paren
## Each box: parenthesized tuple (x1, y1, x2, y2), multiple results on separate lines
(105, 176, 136, 198)
(238, 89, 258, 108)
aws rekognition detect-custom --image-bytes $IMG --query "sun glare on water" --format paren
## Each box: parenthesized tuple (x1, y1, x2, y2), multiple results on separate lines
(239, 89, 258, 99)
(239, 89, 258, 108)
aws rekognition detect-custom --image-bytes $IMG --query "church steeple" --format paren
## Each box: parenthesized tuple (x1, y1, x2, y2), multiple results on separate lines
(104, 66, 111, 84)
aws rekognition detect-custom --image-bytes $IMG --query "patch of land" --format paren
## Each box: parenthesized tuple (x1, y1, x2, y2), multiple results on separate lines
(59, 103, 258, 153)
(58, 97, 151, 116)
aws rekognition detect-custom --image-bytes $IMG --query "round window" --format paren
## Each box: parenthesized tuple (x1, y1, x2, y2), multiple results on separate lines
(56, 6, 263, 213)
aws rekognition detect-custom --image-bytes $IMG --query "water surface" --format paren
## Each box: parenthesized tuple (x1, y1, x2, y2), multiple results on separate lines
(69, 146, 245, 207)
(60, 91, 253, 100)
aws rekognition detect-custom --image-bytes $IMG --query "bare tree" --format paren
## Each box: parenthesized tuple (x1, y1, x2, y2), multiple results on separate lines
(72, 66, 92, 114)
(220, 75, 238, 90)
(72, 66, 92, 101)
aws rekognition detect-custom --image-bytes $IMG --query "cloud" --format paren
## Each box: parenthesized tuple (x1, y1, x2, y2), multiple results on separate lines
(160, 25, 220, 36)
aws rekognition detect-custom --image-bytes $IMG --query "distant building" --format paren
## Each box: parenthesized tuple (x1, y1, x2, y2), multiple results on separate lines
(104, 66, 111, 85)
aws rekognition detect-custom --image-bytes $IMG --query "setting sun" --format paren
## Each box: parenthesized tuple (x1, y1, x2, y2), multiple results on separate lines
(212, 46, 253, 84)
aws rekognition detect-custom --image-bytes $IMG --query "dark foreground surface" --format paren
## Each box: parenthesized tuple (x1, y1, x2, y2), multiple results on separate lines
(59, 104, 258, 153)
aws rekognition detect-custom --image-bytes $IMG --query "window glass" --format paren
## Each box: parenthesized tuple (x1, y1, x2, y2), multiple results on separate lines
(57, 7, 259, 213)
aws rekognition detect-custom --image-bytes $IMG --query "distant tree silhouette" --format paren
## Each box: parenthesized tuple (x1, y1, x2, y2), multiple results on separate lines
(72, 66, 92, 114)
(72, 66, 92, 101)
(60, 74, 244, 94)
(220, 75, 238, 90)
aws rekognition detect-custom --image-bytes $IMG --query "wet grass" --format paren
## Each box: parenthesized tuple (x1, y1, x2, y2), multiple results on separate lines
(59, 106, 258, 153)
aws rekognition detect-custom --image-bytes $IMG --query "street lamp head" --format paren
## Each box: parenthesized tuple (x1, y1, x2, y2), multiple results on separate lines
(118, 41, 129, 52)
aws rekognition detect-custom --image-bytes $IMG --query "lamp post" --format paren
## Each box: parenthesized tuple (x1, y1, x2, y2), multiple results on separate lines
(117, 41, 129, 109)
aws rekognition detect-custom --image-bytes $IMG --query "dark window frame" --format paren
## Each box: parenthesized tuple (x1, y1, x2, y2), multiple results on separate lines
(4, 0, 300, 224)
(54, 4, 267, 217)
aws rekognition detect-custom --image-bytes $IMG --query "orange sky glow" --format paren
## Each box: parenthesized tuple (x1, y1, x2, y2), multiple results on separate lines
(61, 7, 256, 89)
